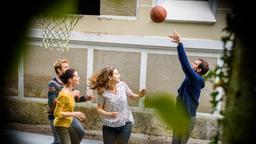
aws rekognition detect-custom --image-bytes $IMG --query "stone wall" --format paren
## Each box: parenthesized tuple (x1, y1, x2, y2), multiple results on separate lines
(3, 97, 218, 142)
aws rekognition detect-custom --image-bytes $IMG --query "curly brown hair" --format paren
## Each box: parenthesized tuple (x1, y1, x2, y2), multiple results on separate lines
(89, 66, 116, 95)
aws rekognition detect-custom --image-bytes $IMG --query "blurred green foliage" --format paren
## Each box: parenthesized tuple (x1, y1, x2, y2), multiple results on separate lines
(144, 92, 189, 137)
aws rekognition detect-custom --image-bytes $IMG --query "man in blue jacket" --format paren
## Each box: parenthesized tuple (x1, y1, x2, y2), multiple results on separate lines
(168, 32, 209, 144)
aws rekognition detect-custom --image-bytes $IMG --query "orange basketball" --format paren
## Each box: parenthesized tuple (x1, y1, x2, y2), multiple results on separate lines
(150, 5, 167, 23)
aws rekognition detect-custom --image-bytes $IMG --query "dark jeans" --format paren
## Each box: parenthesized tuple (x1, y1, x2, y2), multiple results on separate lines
(50, 117, 85, 144)
(55, 126, 80, 144)
(102, 122, 132, 144)
(72, 117, 86, 141)
(49, 119, 60, 144)
(172, 117, 196, 144)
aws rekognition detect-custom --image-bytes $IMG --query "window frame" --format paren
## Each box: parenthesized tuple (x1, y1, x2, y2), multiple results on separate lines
(153, 0, 217, 23)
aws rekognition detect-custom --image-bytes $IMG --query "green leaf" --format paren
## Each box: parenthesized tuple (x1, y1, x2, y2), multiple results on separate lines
(40, 0, 79, 17)
(211, 91, 219, 98)
(144, 92, 189, 136)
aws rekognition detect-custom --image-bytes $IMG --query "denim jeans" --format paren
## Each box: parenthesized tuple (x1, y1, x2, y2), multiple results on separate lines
(172, 117, 196, 144)
(102, 122, 132, 144)
(49, 119, 60, 144)
(72, 117, 86, 141)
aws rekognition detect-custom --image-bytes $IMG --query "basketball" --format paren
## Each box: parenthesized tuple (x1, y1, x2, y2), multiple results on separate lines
(150, 5, 167, 23)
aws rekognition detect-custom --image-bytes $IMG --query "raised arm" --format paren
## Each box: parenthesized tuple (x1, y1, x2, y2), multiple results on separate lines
(168, 32, 199, 79)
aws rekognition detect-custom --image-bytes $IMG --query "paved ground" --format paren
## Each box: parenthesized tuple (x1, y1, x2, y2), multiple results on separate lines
(3, 129, 211, 144)
(4, 130, 103, 144)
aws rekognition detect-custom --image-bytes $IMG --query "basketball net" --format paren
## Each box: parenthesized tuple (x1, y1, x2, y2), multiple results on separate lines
(37, 15, 81, 51)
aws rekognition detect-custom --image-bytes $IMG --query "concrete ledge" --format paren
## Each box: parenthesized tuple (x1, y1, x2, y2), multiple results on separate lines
(2, 97, 218, 140)
(7, 123, 210, 144)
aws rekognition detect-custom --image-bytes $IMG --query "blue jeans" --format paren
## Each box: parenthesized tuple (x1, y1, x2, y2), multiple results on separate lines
(72, 117, 86, 141)
(102, 122, 132, 144)
(49, 119, 60, 144)
(49, 117, 85, 144)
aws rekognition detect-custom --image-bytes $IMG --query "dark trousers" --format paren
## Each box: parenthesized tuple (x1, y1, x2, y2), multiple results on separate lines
(50, 117, 85, 144)
(55, 126, 80, 144)
(102, 122, 132, 144)
(172, 117, 196, 144)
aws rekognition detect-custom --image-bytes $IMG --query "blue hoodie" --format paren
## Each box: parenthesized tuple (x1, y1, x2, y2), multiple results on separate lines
(176, 43, 205, 117)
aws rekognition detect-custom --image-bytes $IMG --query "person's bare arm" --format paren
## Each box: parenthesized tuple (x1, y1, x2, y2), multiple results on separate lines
(96, 104, 118, 118)
(128, 89, 147, 100)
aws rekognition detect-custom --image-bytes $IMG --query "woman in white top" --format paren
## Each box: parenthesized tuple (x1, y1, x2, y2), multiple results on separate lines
(89, 66, 146, 144)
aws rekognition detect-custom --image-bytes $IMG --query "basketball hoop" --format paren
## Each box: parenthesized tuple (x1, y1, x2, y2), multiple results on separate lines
(37, 15, 81, 51)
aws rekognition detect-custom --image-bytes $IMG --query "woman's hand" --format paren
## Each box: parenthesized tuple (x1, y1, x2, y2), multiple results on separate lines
(139, 89, 147, 98)
(74, 111, 86, 122)
(97, 104, 118, 118)
(106, 112, 118, 118)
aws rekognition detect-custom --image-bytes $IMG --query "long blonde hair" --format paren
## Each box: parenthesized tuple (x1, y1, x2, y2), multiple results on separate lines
(89, 66, 116, 95)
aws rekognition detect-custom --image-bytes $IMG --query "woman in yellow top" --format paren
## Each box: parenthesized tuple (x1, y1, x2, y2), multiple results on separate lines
(54, 68, 86, 144)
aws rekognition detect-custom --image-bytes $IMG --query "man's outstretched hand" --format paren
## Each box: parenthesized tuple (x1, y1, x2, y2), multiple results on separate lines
(168, 31, 181, 44)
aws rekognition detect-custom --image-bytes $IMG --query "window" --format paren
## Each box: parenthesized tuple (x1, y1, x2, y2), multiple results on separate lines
(154, 0, 217, 23)
(75, 0, 138, 18)
(77, 0, 101, 15)
(100, 0, 138, 18)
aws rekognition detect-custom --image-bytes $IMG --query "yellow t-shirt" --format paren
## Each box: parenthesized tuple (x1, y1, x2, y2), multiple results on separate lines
(54, 91, 75, 128)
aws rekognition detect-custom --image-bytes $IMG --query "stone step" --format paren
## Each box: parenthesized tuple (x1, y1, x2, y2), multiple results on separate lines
(6, 123, 211, 144)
